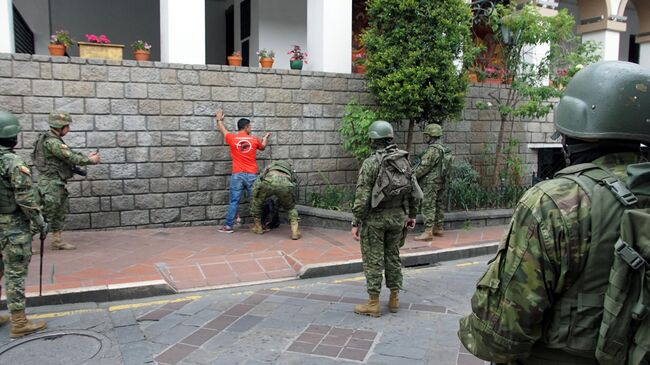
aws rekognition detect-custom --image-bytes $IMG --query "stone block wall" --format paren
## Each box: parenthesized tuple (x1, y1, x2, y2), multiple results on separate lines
(0, 53, 553, 230)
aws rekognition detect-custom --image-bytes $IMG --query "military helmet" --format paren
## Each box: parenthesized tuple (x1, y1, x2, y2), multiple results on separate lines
(270, 160, 293, 175)
(0, 111, 21, 139)
(554, 61, 650, 143)
(368, 120, 394, 140)
(48, 111, 72, 128)
(423, 123, 442, 137)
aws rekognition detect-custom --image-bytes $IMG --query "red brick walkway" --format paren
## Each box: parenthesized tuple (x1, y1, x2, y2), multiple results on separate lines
(20, 224, 506, 296)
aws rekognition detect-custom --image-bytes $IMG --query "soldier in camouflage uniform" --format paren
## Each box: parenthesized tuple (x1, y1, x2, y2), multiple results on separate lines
(33, 112, 100, 250)
(351, 120, 420, 317)
(0, 111, 48, 338)
(414, 123, 451, 240)
(458, 62, 650, 364)
(249, 160, 301, 240)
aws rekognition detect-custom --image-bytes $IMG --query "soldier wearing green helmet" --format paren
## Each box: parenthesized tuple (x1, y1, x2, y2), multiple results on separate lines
(413, 123, 452, 241)
(249, 160, 301, 240)
(460, 62, 650, 364)
(0, 111, 48, 338)
(351, 120, 421, 317)
(32, 111, 100, 250)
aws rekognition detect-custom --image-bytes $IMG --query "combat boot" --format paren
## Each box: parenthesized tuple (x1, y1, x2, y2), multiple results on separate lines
(250, 218, 264, 234)
(51, 231, 75, 250)
(388, 289, 399, 313)
(10, 310, 47, 338)
(414, 227, 433, 241)
(0, 313, 8, 327)
(354, 294, 380, 317)
(433, 227, 444, 237)
(290, 221, 301, 240)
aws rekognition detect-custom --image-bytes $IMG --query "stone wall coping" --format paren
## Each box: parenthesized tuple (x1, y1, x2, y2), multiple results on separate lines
(0, 53, 365, 79)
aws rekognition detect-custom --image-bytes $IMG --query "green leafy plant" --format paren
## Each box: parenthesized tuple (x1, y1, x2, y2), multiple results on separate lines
(339, 100, 379, 162)
(307, 173, 355, 211)
(256, 49, 275, 59)
(362, 0, 477, 152)
(131, 40, 152, 52)
(478, 3, 601, 186)
(50, 30, 73, 47)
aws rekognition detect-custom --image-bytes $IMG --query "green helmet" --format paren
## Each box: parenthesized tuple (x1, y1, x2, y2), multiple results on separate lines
(48, 111, 72, 128)
(423, 124, 442, 137)
(368, 120, 394, 140)
(269, 160, 293, 175)
(554, 61, 650, 143)
(0, 111, 21, 139)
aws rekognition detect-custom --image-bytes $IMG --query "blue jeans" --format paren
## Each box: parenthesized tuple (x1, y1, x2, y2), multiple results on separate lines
(225, 173, 258, 227)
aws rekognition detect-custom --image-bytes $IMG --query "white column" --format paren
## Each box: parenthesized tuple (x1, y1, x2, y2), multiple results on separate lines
(160, 0, 206, 64)
(582, 30, 621, 61)
(640, 43, 650, 69)
(307, 0, 352, 73)
(0, 0, 14, 54)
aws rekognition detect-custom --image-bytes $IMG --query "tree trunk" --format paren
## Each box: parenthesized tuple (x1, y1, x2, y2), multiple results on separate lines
(405, 119, 415, 154)
(491, 114, 508, 187)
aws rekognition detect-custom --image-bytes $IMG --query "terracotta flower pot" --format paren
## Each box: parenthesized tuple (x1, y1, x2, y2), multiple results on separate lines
(259, 57, 274, 68)
(354, 64, 366, 74)
(227, 56, 242, 66)
(134, 50, 150, 61)
(48, 44, 66, 56)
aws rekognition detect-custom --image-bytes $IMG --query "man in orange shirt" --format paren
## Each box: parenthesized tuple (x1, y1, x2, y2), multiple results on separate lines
(215, 109, 270, 233)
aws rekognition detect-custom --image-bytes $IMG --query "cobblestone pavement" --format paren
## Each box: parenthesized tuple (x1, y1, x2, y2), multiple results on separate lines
(0, 256, 491, 365)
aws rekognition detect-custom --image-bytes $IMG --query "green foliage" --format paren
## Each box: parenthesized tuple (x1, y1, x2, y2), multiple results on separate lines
(308, 172, 355, 211)
(339, 100, 378, 162)
(362, 0, 477, 126)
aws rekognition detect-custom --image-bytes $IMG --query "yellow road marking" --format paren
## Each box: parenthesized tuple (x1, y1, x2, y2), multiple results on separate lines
(456, 262, 480, 268)
(331, 276, 365, 284)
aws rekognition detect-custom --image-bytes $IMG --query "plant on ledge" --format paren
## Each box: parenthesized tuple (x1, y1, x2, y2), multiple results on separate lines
(131, 40, 152, 61)
(257, 48, 275, 68)
(48, 30, 73, 56)
(288, 45, 307, 70)
(227, 51, 242, 66)
(79, 33, 124, 61)
(85, 34, 111, 44)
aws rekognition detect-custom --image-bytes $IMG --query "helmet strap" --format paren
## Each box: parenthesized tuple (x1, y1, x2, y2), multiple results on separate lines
(562, 135, 641, 165)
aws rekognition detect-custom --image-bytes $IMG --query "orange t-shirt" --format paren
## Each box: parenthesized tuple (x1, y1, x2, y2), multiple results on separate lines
(225, 131, 263, 174)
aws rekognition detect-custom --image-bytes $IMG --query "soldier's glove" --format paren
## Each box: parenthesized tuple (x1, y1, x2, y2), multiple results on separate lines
(71, 165, 87, 176)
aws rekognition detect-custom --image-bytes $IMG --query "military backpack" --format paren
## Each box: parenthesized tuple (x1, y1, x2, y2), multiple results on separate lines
(370, 147, 421, 208)
(432, 143, 453, 182)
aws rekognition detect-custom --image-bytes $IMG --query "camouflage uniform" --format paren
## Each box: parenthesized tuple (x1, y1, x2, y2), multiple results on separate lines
(0, 147, 43, 313)
(458, 153, 644, 364)
(250, 161, 301, 239)
(415, 142, 449, 233)
(352, 144, 420, 295)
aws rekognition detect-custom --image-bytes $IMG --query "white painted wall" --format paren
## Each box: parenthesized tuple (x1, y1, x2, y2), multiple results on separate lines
(640, 43, 650, 68)
(257, 0, 307, 70)
(307, 0, 351, 73)
(0, 0, 14, 53)
(583, 30, 621, 61)
(160, 0, 206, 64)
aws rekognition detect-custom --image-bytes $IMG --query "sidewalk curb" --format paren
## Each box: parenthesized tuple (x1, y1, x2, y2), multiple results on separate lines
(298, 241, 498, 279)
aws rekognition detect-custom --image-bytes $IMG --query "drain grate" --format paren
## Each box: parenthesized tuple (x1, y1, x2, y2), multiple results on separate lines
(0, 330, 110, 365)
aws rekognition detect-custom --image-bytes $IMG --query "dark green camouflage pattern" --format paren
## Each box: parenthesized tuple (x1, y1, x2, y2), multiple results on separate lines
(250, 167, 298, 224)
(353, 144, 420, 295)
(35, 131, 93, 231)
(415, 143, 449, 229)
(0, 146, 43, 312)
(458, 152, 645, 364)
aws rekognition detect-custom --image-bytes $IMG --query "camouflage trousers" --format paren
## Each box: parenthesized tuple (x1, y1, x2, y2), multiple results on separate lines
(420, 182, 445, 230)
(0, 213, 32, 312)
(359, 208, 406, 295)
(37, 177, 69, 231)
(250, 175, 299, 223)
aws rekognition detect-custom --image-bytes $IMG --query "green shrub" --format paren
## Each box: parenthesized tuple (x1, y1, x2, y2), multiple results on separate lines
(339, 100, 378, 162)
(308, 186, 355, 212)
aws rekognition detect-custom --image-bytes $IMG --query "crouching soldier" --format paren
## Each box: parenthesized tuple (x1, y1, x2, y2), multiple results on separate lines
(250, 160, 301, 240)
(0, 111, 48, 338)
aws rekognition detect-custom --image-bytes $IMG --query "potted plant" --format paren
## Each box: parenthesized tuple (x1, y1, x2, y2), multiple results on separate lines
(78, 34, 124, 60)
(352, 50, 365, 74)
(287, 45, 307, 70)
(256, 49, 275, 68)
(131, 40, 152, 61)
(48, 30, 73, 56)
(227, 51, 242, 66)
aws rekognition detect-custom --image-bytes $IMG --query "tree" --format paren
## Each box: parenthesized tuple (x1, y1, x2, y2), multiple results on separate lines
(478, 3, 601, 186)
(361, 0, 476, 153)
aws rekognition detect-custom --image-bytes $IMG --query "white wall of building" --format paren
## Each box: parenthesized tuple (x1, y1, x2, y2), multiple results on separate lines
(640, 43, 650, 68)
(257, 0, 307, 70)
(583, 30, 621, 61)
(160, 0, 206, 64)
(307, 0, 351, 73)
(0, 0, 14, 53)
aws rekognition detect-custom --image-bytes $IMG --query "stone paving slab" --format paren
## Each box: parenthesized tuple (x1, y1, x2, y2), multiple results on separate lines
(0, 224, 505, 307)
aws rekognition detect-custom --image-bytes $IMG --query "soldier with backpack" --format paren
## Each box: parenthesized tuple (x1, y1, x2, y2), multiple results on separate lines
(351, 120, 422, 317)
(249, 160, 301, 240)
(414, 123, 452, 240)
(458, 61, 650, 365)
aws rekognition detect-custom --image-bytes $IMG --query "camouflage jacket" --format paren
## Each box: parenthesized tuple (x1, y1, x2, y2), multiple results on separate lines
(414, 143, 445, 188)
(352, 145, 419, 226)
(458, 152, 645, 363)
(37, 131, 94, 181)
(0, 147, 43, 228)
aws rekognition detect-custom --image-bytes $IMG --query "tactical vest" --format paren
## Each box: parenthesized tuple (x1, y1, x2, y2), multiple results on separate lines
(526, 162, 650, 365)
(0, 149, 18, 214)
(32, 132, 73, 180)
